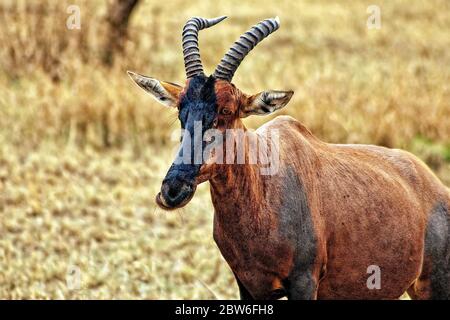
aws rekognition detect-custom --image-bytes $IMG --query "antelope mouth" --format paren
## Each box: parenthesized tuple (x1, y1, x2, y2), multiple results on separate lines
(155, 185, 197, 211)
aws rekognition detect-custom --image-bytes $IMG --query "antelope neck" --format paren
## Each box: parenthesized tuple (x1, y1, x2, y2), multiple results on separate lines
(209, 128, 269, 214)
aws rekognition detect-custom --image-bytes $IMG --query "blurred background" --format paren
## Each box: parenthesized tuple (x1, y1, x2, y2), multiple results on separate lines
(0, 0, 449, 299)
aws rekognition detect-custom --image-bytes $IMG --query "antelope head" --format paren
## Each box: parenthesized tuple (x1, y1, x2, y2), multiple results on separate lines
(128, 16, 294, 210)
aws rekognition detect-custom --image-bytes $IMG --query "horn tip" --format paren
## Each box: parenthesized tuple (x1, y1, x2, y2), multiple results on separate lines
(274, 16, 280, 25)
(214, 15, 227, 24)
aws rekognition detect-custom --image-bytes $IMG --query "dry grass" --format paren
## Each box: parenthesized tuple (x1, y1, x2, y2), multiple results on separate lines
(0, 145, 234, 299)
(0, 0, 449, 299)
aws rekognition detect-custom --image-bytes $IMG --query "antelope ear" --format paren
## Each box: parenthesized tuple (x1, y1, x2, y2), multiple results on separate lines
(240, 90, 294, 118)
(127, 71, 182, 108)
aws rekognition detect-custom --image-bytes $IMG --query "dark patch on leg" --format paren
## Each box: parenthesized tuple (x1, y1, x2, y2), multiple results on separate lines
(284, 271, 317, 300)
(233, 272, 254, 300)
(425, 202, 450, 299)
(279, 165, 318, 299)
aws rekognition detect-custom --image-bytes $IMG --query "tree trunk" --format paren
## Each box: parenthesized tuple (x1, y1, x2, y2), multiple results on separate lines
(102, 0, 139, 66)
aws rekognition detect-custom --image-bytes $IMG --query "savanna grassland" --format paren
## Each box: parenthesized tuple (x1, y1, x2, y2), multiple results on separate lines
(0, 0, 449, 299)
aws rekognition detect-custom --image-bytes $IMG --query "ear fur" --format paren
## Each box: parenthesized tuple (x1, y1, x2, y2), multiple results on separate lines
(127, 71, 182, 108)
(240, 90, 294, 117)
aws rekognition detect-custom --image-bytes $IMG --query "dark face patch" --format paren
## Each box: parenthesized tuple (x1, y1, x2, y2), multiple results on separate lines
(158, 75, 218, 209)
(424, 202, 450, 299)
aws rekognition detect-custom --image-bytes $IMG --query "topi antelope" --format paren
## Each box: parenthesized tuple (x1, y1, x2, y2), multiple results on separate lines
(128, 16, 450, 299)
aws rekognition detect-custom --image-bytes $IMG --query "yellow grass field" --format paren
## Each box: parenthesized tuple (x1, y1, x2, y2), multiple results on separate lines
(0, 0, 449, 299)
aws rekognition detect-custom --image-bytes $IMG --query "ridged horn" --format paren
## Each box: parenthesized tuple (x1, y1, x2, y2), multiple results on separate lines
(182, 16, 227, 78)
(213, 16, 280, 82)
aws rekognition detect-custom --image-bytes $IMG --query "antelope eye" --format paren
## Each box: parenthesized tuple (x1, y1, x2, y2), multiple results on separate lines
(221, 108, 232, 115)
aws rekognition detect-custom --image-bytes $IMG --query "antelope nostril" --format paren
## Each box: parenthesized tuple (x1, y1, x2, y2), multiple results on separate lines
(168, 186, 180, 199)
(161, 180, 193, 207)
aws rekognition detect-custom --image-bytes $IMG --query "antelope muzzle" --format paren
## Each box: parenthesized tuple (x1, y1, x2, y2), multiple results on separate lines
(156, 164, 199, 210)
